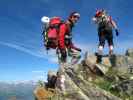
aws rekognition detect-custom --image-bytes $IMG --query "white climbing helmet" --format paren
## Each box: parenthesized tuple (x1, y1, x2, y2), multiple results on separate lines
(41, 16, 50, 24)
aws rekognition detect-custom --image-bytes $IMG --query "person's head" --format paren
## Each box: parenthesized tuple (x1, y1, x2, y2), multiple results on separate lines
(68, 12, 80, 25)
(95, 9, 106, 17)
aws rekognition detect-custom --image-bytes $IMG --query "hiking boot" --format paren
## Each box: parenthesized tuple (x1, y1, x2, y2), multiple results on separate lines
(95, 52, 102, 64)
(96, 55, 102, 64)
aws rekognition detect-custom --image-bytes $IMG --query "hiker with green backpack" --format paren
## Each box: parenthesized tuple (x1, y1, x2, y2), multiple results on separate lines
(41, 12, 81, 65)
(92, 9, 119, 63)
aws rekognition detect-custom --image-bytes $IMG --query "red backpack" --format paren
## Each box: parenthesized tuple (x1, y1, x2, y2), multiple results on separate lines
(43, 17, 63, 50)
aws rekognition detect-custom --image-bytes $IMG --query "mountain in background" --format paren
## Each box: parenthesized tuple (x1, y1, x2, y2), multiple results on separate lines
(0, 81, 36, 100)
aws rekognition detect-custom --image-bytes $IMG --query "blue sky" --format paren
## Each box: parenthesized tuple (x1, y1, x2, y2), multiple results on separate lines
(0, 0, 133, 82)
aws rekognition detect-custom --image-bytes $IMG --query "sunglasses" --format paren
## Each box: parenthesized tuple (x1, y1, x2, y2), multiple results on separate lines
(73, 15, 80, 19)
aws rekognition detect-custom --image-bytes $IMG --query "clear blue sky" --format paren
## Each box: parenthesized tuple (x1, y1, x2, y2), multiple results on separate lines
(0, 0, 133, 82)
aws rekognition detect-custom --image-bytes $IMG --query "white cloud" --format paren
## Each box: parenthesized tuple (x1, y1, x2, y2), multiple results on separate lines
(49, 57, 58, 63)
(31, 70, 47, 81)
(76, 42, 97, 53)
(32, 70, 46, 73)
(115, 40, 133, 54)
(38, 47, 59, 63)
(0, 41, 59, 64)
(0, 42, 44, 58)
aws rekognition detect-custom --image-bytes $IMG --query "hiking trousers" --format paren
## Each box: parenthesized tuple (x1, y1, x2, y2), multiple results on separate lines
(98, 28, 114, 47)
(57, 47, 81, 65)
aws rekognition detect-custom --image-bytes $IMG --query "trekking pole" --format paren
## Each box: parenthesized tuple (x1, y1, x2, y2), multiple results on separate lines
(56, 48, 61, 65)
(57, 49, 60, 65)
(46, 49, 48, 54)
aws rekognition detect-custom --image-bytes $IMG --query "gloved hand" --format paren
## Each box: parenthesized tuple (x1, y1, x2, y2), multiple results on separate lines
(76, 48, 82, 52)
(60, 48, 67, 62)
(72, 46, 82, 52)
(115, 29, 119, 36)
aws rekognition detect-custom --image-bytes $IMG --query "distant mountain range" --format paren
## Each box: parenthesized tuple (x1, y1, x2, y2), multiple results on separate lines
(0, 81, 37, 100)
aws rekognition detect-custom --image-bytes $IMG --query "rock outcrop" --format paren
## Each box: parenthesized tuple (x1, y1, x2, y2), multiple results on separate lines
(34, 48, 133, 100)
(126, 48, 133, 58)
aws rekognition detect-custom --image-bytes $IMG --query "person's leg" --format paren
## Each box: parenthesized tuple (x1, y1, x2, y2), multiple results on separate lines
(68, 48, 81, 65)
(107, 30, 114, 55)
(98, 34, 105, 55)
(97, 30, 105, 63)
(57, 48, 67, 64)
(56, 48, 62, 64)
(56, 72, 65, 92)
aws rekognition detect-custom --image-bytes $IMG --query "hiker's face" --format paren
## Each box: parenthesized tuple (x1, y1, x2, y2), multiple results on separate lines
(71, 15, 80, 24)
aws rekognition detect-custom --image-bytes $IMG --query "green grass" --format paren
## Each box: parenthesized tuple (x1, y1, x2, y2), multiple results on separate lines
(91, 68, 133, 100)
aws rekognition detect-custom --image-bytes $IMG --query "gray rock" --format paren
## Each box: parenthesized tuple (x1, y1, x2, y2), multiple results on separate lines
(41, 49, 133, 100)
(55, 63, 121, 100)
(84, 53, 111, 75)
(46, 70, 57, 88)
(95, 64, 109, 75)
(102, 57, 112, 67)
(112, 80, 133, 97)
(48, 70, 57, 79)
(110, 55, 133, 74)
(126, 48, 133, 58)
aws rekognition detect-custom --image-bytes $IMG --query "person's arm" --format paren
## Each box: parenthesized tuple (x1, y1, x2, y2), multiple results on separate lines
(111, 19, 118, 29)
(92, 16, 97, 24)
(70, 43, 81, 52)
(110, 16, 119, 36)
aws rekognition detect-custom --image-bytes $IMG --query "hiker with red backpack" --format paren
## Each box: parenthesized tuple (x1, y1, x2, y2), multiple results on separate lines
(92, 9, 119, 63)
(41, 12, 81, 65)
(58, 12, 81, 65)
